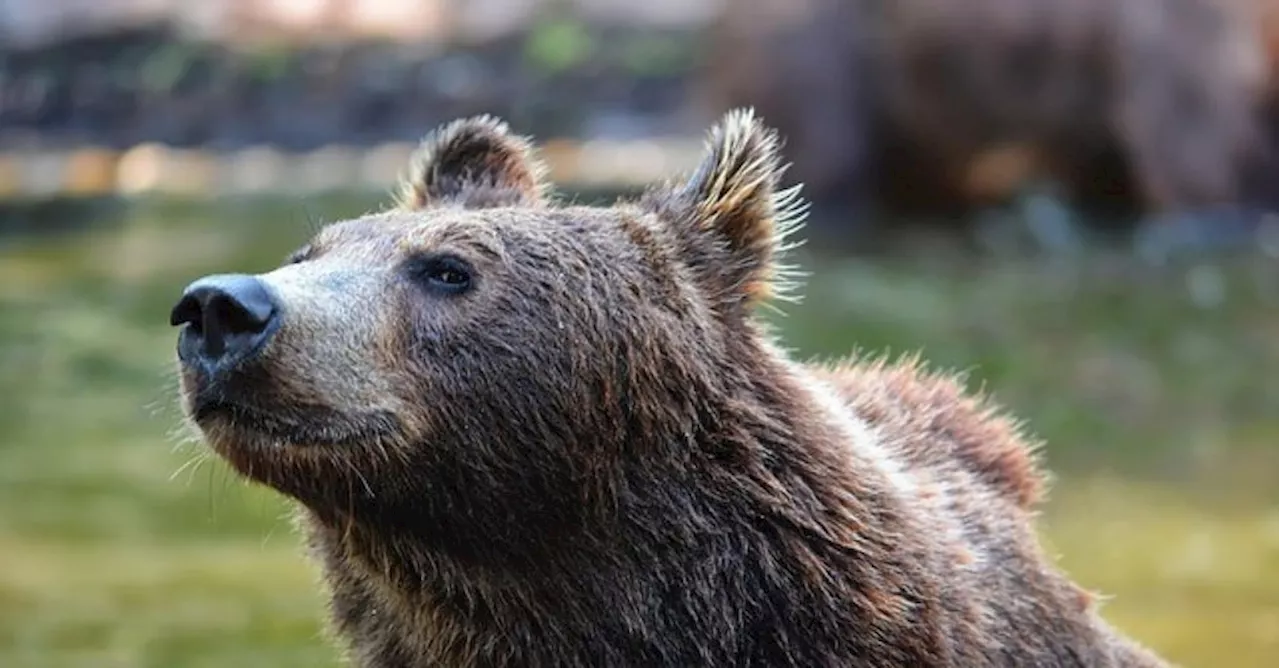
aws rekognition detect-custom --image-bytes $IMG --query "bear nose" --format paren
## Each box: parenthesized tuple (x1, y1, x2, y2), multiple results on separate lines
(170, 274, 280, 365)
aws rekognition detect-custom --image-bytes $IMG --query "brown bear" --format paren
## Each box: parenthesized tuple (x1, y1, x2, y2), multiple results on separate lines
(703, 0, 1277, 221)
(170, 110, 1170, 667)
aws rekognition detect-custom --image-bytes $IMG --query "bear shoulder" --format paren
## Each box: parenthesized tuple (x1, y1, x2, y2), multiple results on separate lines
(807, 354, 1046, 510)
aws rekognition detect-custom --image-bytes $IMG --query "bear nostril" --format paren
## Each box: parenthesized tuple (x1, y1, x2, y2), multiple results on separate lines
(169, 294, 205, 333)
(210, 293, 269, 335)
(171, 274, 281, 365)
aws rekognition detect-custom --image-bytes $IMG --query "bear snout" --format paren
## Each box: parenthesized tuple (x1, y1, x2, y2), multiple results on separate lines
(171, 273, 282, 377)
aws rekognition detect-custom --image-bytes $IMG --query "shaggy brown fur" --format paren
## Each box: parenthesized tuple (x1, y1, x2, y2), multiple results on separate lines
(704, 0, 1277, 218)
(173, 111, 1171, 667)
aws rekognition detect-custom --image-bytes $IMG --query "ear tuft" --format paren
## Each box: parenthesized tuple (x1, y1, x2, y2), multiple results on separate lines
(647, 108, 808, 308)
(396, 115, 548, 210)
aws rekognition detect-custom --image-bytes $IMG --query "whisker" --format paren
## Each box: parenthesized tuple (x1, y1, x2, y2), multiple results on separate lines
(300, 202, 327, 235)
(350, 460, 376, 499)
(170, 452, 209, 484)
(205, 461, 217, 522)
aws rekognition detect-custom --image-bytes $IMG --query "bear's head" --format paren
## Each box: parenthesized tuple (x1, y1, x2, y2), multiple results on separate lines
(171, 110, 807, 555)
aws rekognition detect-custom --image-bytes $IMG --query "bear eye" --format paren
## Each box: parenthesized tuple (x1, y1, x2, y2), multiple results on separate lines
(408, 255, 473, 295)
(284, 245, 314, 266)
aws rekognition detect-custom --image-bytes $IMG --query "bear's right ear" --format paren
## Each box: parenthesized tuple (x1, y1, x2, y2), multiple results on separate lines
(396, 116, 548, 210)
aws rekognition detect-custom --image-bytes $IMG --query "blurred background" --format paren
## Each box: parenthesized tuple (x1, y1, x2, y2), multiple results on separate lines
(0, 0, 1275, 666)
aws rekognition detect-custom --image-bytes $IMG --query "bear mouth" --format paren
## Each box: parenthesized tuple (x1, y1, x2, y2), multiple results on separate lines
(179, 358, 404, 450)
(189, 396, 402, 450)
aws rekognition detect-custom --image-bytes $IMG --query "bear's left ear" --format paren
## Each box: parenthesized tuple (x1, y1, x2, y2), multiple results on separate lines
(642, 108, 807, 309)
(396, 115, 548, 210)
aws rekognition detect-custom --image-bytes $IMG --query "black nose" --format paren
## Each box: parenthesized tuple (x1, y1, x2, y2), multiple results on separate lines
(170, 274, 280, 367)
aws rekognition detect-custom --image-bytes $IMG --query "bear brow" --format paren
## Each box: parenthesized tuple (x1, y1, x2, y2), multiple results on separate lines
(398, 223, 505, 262)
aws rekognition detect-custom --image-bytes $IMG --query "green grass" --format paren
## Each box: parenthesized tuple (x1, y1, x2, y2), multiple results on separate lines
(0, 195, 1275, 666)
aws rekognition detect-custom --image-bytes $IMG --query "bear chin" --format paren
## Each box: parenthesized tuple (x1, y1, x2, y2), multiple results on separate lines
(185, 397, 408, 511)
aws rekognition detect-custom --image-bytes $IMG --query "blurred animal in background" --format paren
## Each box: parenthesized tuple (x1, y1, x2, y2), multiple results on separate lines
(1245, 0, 1278, 208)
(703, 0, 1278, 240)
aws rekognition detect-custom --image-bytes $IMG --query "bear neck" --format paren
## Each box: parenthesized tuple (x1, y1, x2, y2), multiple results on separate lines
(297, 339, 917, 665)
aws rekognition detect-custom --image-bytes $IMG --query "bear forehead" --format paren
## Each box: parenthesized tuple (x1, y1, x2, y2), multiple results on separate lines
(310, 206, 649, 259)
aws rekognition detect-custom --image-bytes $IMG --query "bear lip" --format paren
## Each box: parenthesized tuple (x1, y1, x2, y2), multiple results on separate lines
(190, 396, 402, 450)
